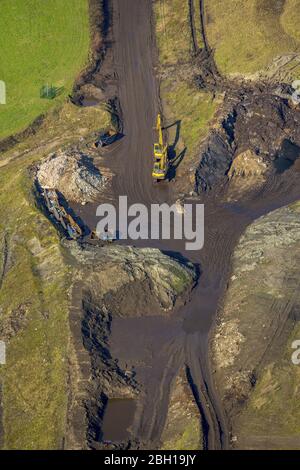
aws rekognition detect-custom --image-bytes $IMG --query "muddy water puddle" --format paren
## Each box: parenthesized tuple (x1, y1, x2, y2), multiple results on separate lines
(80, 97, 101, 107)
(102, 398, 137, 442)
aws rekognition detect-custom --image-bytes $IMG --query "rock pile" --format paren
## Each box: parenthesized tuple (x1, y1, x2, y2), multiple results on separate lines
(37, 149, 107, 203)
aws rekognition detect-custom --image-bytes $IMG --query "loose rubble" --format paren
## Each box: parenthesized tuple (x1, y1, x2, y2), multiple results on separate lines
(37, 149, 107, 203)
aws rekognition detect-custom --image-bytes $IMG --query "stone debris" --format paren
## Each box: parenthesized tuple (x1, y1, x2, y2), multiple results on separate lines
(37, 149, 107, 203)
(228, 150, 267, 178)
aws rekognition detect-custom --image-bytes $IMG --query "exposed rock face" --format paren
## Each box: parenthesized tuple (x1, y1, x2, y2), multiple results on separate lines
(195, 130, 233, 192)
(211, 203, 300, 449)
(67, 243, 197, 316)
(195, 88, 300, 193)
(37, 150, 107, 203)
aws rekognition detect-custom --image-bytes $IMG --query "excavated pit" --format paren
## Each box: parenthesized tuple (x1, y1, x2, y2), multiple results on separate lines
(63, 0, 300, 451)
(65, 242, 198, 450)
(81, 291, 137, 448)
(195, 87, 300, 193)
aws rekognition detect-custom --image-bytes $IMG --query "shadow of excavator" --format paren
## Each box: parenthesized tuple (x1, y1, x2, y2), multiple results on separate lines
(164, 119, 187, 181)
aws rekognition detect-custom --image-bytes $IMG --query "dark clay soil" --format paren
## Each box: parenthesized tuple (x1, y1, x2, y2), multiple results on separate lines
(65, 0, 300, 451)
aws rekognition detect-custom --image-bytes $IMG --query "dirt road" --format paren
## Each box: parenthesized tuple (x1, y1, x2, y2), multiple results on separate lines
(74, 0, 300, 450)
(101, 0, 172, 207)
(82, 0, 229, 450)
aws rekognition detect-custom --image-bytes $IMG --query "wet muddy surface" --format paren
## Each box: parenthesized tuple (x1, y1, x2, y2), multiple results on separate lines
(102, 398, 136, 442)
(66, 0, 300, 450)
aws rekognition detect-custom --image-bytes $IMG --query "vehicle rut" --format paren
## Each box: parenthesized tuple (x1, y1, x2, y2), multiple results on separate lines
(90, 0, 229, 449)
(76, 0, 300, 450)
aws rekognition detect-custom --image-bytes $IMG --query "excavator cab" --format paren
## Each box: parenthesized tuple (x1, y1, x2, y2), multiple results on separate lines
(152, 114, 168, 181)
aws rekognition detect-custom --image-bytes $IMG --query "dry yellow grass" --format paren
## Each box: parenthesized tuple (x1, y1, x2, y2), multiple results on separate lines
(206, 0, 300, 76)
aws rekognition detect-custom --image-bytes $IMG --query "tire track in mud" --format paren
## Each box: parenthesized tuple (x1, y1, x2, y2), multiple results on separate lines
(136, 338, 185, 446)
(74, 0, 300, 450)
(199, 0, 209, 52)
(185, 335, 225, 449)
(96, 0, 230, 449)
(188, 0, 198, 53)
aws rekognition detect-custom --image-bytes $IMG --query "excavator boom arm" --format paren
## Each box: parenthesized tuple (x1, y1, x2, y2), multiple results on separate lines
(156, 114, 164, 147)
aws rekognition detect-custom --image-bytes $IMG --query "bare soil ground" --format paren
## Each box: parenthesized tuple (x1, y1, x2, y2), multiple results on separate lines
(62, 0, 300, 451)
(2, 0, 300, 451)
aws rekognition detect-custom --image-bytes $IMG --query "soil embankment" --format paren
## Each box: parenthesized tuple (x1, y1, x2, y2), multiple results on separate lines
(65, 243, 197, 450)
(212, 204, 300, 449)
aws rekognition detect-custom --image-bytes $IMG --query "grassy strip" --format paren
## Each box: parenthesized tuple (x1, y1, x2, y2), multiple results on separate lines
(162, 418, 202, 450)
(161, 79, 219, 159)
(281, 0, 300, 43)
(0, 100, 110, 448)
(154, 0, 221, 177)
(0, 154, 70, 449)
(154, 0, 192, 65)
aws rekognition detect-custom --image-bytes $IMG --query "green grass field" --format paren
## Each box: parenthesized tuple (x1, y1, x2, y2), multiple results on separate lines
(0, 0, 90, 140)
(206, 0, 300, 76)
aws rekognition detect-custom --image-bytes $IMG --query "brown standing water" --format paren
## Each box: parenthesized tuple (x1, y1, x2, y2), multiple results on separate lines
(71, 0, 300, 449)
(102, 399, 136, 442)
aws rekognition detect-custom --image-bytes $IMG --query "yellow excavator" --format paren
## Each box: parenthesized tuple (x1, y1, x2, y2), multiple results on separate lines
(152, 114, 168, 181)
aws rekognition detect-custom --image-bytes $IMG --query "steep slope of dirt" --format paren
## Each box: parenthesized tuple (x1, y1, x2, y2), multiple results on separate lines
(211, 204, 300, 449)
(195, 85, 300, 194)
